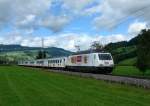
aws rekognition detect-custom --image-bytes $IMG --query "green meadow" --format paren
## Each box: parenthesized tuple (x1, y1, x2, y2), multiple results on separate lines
(113, 58, 150, 78)
(0, 66, 150, 106)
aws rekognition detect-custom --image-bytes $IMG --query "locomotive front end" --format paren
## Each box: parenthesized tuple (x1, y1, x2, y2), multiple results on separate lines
(98, 53, 114, 73)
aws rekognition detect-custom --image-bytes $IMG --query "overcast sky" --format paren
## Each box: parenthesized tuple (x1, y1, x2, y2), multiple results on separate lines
(0, 0, 149, 51)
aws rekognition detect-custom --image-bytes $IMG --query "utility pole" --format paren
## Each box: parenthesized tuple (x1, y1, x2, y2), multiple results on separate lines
(41, 38, 44, 59)
(42, 38, 44, 49)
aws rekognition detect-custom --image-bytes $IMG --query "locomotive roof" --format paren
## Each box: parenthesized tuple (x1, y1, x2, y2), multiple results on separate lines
(73, 50, 107, 55)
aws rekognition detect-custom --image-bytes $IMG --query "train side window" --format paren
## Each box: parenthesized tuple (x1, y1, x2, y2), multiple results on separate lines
(94, 54, 96, 59)
(77, 56, 82, 62)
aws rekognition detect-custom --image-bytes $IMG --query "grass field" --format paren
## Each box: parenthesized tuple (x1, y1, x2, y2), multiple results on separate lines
(118, 57, 137, 66)
(0, 66, 150, 106)
(113, 57, 150, 78)
(113, 66, 150, 78)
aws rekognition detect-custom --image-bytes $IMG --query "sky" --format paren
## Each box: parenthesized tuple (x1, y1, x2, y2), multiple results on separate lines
(0, 0, 149, 51)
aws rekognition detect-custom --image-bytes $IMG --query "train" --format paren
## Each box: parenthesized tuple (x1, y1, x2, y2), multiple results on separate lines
(18, 51, 114, 73)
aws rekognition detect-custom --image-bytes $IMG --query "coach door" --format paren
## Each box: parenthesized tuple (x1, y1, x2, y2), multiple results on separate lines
(63, 58, 66, 67)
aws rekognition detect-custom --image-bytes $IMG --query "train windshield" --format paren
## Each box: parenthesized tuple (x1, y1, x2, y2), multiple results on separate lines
(99, 54, 112, 60)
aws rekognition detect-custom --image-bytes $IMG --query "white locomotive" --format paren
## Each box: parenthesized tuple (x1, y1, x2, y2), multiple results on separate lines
(19, 52, 114, 73)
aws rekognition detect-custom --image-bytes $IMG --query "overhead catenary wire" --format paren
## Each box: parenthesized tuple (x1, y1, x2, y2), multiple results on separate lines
(103, 4, 150, 30)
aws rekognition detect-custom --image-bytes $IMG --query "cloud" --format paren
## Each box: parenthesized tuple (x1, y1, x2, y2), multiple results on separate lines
(85, 0, 150, 30)
(128, 21, 147, 37)
(0, 31, 128, 51)
(0, 0, 71, 32)
(0, 0, 150, 32)
(0, 0, 53, 31)
(0, 0, 97, 32)
(39, 15, 71, 32)
(62, 0, 94, 13)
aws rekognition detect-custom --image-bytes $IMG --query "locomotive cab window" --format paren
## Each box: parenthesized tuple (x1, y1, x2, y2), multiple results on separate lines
(99, 54, 112, 60)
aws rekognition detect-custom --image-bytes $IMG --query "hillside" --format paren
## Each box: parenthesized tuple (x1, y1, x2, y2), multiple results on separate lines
(0, 44, 72, 55)
(105, 36, 139, 64)
(0, 45, 72, 62)
(118, 57, 137, 66)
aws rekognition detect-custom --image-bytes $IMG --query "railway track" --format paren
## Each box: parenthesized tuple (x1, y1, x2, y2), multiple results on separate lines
(44, 69, 150, 89)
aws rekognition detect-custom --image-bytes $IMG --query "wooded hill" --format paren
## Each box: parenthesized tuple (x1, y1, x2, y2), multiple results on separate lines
(0, 45, 72, 63)
(105, 35, 139, 64)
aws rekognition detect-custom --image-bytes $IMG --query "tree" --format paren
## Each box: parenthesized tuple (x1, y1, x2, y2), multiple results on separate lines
(137, 29, 150, 74)
(90, 41, 104, 51)
(36, 50, 47, 59)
